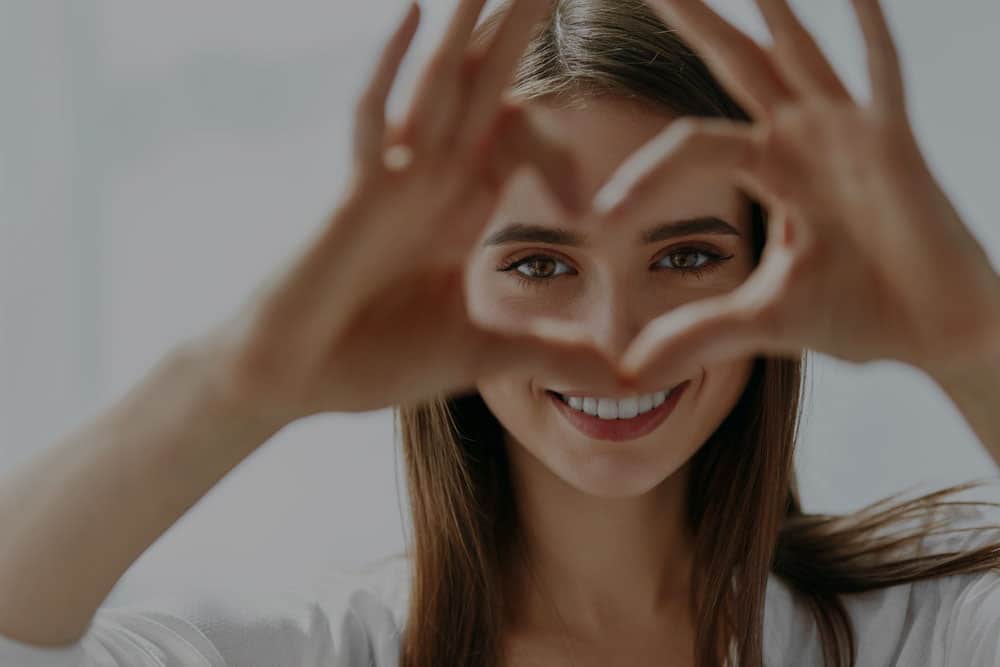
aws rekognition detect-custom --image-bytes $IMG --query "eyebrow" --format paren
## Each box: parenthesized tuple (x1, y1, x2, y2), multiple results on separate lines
(481, 216, 741, 248)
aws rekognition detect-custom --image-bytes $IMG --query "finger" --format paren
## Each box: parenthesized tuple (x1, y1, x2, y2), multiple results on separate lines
(353, 1, 422, 168)
(406, 0, 489, 146)
(849, 0, 906, 113)
(752, 0, 852, 101)
(456, 0, 552, 147)
(591, 117, 764, 223)
(434, 0, 491, 74)
(489, 104, 583, 216)
(643, 0, 794, 118)
(472, 317, 637, 390)
(619, 292, 776, 388)
(619, 230, 812, 387)
(423, 179, 504, 266)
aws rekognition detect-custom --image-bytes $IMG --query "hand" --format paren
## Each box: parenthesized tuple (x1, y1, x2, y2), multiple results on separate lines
(195, 0, 630, 420)
(592, 0, 1000, 388)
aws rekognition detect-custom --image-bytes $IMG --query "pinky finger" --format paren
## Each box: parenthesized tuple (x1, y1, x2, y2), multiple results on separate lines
(353, 1, 422, 168)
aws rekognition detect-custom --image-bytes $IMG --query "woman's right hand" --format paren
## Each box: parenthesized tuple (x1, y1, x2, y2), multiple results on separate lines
(191, 0, 633, 421)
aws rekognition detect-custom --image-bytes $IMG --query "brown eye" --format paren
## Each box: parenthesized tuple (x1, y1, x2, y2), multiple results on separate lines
(655, 247, 735, 278)
(520, 257, 556, 278)
(501, 255, 573, 280)
(663, 249, 707, 269)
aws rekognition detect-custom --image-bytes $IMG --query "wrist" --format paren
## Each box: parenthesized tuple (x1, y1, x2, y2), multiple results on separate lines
(922, 275, 1000, 395)
(922, 296, 1000, 462)
(172, 331, 299, 434)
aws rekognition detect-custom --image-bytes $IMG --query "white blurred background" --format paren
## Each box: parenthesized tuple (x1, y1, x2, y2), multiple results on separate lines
(1, 0, 998, 607)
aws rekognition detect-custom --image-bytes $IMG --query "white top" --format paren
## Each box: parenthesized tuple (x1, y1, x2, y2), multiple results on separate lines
(2, 506, 1000, 666)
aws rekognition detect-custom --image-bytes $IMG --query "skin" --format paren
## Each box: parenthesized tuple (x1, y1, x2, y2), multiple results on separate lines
(471, 97, 757, 664)
(601, 0, 1000, 394)
(1, 0, 995, 662)
(471, 0, 1000, 661)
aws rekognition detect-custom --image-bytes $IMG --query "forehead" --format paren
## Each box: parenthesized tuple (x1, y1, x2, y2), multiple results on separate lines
(535, 96, 678, 181)
(492, 96, 749, 234)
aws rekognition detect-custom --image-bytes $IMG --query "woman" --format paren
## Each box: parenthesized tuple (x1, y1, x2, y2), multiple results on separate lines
(0, 0, 998, 665)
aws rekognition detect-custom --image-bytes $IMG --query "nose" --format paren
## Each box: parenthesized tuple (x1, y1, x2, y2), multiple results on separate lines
(587, 295, 646, 369)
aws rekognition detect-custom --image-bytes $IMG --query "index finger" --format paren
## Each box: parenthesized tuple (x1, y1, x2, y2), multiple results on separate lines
(643, 0, 793, 119)
(458, 0, 554, 144)
(404, 0, 491, 139)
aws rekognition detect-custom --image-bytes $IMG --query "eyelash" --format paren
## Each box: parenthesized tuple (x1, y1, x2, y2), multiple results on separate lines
(496, 247, 736, 290)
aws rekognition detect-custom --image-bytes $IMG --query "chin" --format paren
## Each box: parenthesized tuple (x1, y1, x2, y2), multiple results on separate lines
(556, 455, 688, 499)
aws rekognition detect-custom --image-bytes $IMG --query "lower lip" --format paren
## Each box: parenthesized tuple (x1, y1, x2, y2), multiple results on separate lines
(548, 381, 689, 442)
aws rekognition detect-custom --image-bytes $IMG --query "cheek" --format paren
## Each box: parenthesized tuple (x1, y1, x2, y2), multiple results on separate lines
(465, 262, 564, 329)
(476, 376, 542, 434)
(691, 359, 756, 441)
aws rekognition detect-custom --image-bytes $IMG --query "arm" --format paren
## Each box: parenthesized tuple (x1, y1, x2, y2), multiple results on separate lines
(930, 346, 1000, 470)
(924, 285, 1000, 467)
(0, 336, 289, 646)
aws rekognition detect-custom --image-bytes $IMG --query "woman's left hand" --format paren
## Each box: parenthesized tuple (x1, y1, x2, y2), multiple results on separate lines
(592, 0, 1000, 386)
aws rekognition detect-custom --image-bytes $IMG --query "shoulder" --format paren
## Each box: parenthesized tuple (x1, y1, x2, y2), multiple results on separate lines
(306, 551, 412, 640)
(849, 502, 1000, 665)
(766, 499, 1000, 666)
(88, 553, 412, 667)
(915, 503, 1000, 666)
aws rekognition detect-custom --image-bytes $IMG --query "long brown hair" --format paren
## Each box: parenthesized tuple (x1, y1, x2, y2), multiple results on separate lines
(394, 2, 1000, 665)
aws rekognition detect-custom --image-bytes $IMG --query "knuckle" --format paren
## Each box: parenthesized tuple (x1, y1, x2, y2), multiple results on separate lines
(424, 51, 450, 80)
(493, 102, 526, 136)
(459, 51, 485, 84)
(752, 299, 784, 341)
(788, 225, 825, 268)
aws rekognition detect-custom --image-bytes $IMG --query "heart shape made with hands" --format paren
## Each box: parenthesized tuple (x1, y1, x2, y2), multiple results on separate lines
(331, 0, 998, 415)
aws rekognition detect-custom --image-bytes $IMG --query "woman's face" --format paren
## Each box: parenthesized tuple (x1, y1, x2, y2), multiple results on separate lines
(470, 97, 757, 499)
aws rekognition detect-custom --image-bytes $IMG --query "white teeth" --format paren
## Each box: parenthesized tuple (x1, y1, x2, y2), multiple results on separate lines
(617, 397, 638, 419)
(557, 388, 673, 420)
(597, 398, 619, 419)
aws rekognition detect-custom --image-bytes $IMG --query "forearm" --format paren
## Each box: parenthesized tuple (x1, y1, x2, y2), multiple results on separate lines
(0, 338, 288, 646)
(934, 364, 1000, 468)
(927, 307, 1000, 468)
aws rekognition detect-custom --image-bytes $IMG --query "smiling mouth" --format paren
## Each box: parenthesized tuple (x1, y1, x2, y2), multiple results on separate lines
(545, 382, 681, 418)
(544, 381, 690, 442)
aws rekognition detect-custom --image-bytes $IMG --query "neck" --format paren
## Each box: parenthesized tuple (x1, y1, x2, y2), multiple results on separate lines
(503, 437, 697, 638)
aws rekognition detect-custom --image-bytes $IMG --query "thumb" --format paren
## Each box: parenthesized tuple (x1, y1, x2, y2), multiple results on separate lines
(620, 293, 773, 389)
(470, 316, 637, 391)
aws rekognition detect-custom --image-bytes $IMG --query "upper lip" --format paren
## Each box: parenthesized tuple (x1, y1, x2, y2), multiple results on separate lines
(548, 381, 685, 400)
